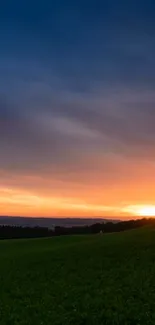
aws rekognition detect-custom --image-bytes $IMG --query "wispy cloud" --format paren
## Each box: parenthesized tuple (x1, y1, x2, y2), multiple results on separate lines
(1, 0, 155, 216)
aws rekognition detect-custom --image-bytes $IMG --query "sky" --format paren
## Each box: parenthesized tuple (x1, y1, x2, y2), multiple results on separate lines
(1, 0, 155, 218)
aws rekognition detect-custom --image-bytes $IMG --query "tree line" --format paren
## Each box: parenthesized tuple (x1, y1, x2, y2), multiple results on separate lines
(0, 218, 154, 240)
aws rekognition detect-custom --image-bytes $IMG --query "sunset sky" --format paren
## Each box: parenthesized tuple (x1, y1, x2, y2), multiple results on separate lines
(1, 1, 155, 218)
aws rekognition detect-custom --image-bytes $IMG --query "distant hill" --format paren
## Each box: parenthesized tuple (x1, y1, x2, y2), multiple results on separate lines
(0, 216, 120, 228)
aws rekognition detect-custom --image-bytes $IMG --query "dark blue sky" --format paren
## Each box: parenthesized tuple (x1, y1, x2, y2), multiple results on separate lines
(1, 0, 155, 216)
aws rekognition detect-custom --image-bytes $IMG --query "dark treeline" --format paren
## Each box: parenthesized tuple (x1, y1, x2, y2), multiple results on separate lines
(0, 218, 155, 240)
(0, 226, 53, 240)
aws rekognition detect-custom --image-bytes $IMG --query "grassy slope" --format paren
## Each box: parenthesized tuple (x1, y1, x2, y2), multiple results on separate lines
(1, 227, 155, 325)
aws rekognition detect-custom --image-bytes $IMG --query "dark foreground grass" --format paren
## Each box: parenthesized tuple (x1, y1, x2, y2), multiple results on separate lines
(1, 227, 155, 325)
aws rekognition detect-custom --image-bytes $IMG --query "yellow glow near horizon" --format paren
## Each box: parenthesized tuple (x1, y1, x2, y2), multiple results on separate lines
(124, 205, 155, 217)
(137, 206, 155, 217)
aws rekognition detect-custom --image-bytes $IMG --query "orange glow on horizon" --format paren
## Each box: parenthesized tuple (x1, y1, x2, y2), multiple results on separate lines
(2, 157, 155, 219)
(1, 186, 155, 219)
(0, 186, 120, 217)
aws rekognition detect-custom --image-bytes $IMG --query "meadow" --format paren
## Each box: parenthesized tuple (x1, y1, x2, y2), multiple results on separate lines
(1, 227, 155, 325)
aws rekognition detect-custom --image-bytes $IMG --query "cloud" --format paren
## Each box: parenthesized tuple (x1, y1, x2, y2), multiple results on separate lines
(1, 62, 155, 181)
(1, 0, 155, 214)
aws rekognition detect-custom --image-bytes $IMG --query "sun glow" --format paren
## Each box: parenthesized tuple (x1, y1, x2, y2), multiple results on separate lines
(124, 205, 155, 217)
(137, 206, 155, 217)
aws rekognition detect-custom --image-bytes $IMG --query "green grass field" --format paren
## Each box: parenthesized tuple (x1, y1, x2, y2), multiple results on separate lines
(1, 227, 155, 325)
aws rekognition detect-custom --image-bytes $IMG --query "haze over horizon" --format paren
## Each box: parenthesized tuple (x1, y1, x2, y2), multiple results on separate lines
(1, 1, 155, 218)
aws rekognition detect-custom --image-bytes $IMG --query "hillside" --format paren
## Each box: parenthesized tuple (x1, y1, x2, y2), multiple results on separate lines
(1, 227, 155, 324)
